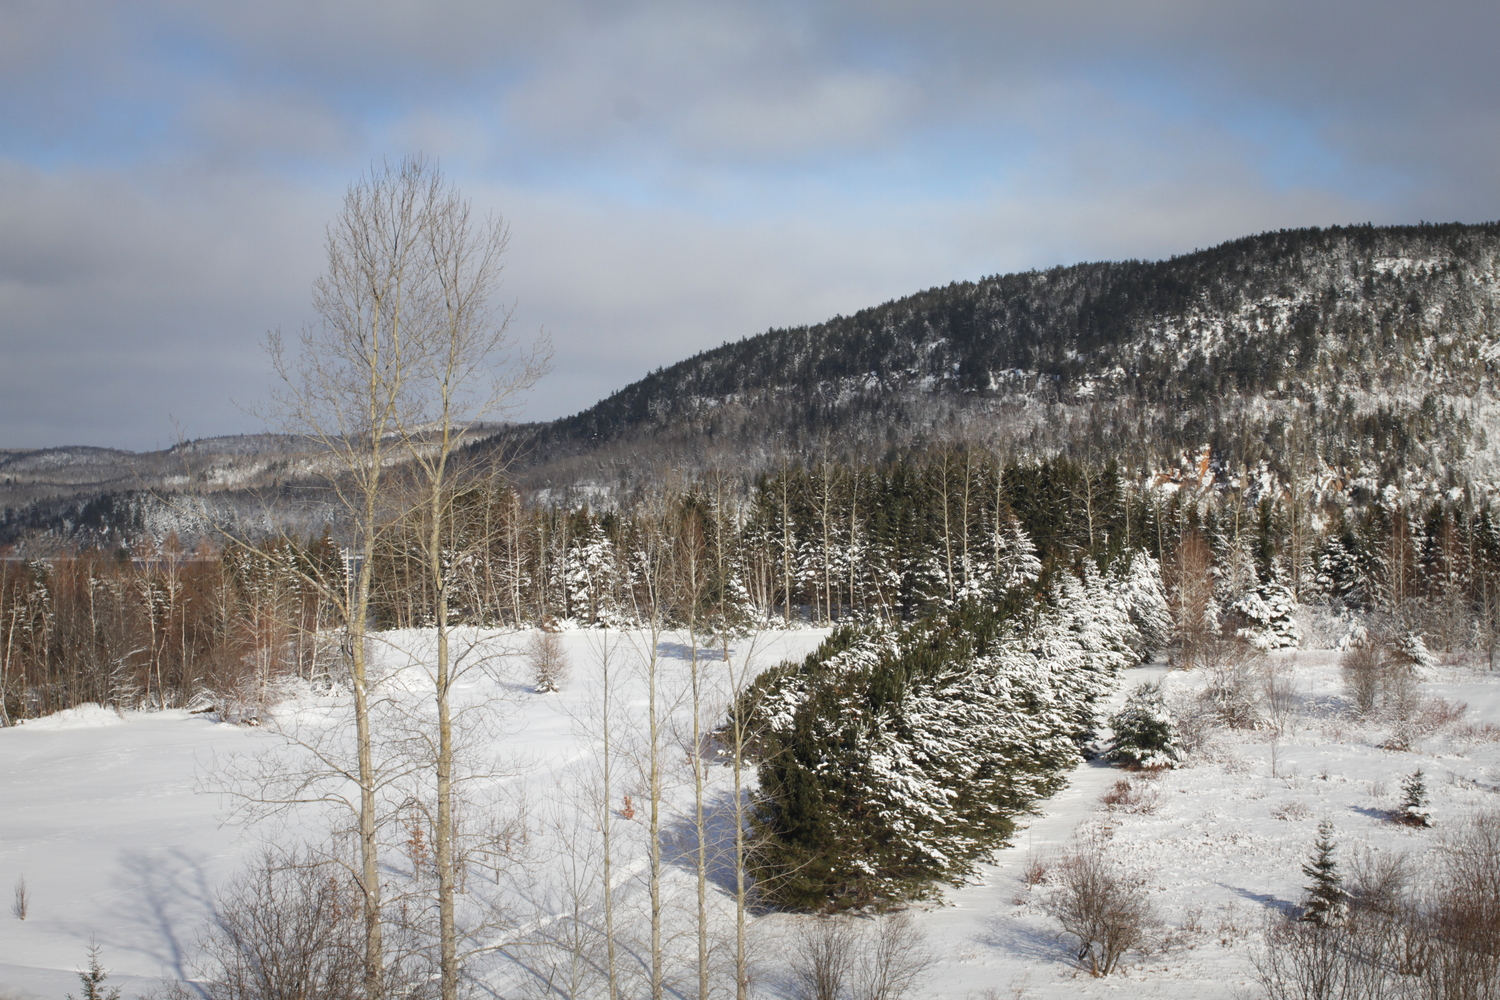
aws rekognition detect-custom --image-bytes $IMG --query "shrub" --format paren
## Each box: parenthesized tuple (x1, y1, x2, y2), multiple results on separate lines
(789, 918, 858, 1000)
(184, 848, 436, 1000)
(787, 911, 935, 1000)
(1398, 769, 1431, 827)
(1044, 836, 1157, 976)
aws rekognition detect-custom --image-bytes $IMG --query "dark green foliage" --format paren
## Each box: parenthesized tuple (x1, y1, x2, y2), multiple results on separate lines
(68, 943, 122, 1000)
(1300, 821, 1348, 926)
(1400, 769, 1432, 827)
(1104, 682, 1181, 769)
(742, 570, 1141, 912)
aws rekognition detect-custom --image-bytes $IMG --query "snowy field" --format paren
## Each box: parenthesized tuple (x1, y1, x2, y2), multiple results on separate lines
(4, 628, 1500, 999)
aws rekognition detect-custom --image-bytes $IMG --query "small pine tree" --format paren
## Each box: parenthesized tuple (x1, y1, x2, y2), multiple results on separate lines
(68, 943, 122, 1000)
(1299, 820, 1348, 926)
(1105, 682, 1182, 769)
(1399, 769, 1431, 827)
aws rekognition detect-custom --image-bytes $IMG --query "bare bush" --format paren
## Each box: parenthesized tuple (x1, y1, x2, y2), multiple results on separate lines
(1201, 641, 1266, 729)
(789, 913, 934, 1000)
(853, 912, 935, 1000)
(1412, 697, 1468, 737)
(1253, 814, 1500, 1000)
(1421, 810, 1500, 998)
(191, 848, 435, 1000)
(1100, 778, 1159, 815)
(11, 876, 26, 920)
(1342, 634, 1421, 725)
(1346, 848, 1412, 918)
(790, 917, 859, 1000)
(1272, 801, 1313, 822)
(525, 631, 570, 693)
(1044, 837, 1157, 976)
(1254, 912, 1407, 1000)
(1021, 851, 1051, 888)
(1169, 693, 1219, 758)
(1262, 660, 1299, 737)
(1342, 641, 1383, 716)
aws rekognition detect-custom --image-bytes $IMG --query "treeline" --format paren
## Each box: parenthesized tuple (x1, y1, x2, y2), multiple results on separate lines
(740, 554, 1170, 910)
(0, 537, 339, 722)
(8, 447, 1500, 722)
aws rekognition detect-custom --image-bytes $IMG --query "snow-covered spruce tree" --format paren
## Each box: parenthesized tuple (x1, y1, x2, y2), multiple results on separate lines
(1231, 582, 1301, 650)
(743, 564, 1146, 911)
(1104, 682, 1181, 769)
(1299, 821, 1348, 927)
(1113, 551, 1172, 660)
(1399, 769, 1432, 827)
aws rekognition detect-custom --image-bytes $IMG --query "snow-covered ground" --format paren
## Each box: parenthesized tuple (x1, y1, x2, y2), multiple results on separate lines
(4, 632, 1500, 999)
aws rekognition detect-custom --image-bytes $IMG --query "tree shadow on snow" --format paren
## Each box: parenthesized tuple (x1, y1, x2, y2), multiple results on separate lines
(96, 847, 217, 994)
(1220, 882, 1299, 918)
(659, 788, 751, 898)
(974, 908, 1075, 968)
(654, 642, 726, 663)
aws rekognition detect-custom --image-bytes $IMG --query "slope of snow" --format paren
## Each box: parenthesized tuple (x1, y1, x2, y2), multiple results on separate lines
(3, 633, 1500, 999)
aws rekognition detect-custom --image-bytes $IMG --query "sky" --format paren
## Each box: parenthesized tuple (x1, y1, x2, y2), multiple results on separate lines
(2, 1, 1497, 452)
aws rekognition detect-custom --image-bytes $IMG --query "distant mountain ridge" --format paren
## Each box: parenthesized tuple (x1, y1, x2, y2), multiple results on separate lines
(9, 221, 1500, 546)
(494, 221, 1500, 488)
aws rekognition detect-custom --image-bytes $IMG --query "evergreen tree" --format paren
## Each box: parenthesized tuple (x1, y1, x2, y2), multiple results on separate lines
(67, 943, 122, 1000)
(743, 559, 1149, 911)
(1399, 768, 1431, 827)
(1231, 582, 1300, 650)
(1104, 681, 1182, 769)
(1299, 821, 1348, 926)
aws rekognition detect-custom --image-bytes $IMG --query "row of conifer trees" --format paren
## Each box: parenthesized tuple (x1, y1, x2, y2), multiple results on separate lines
(6, 450, 1500, 722)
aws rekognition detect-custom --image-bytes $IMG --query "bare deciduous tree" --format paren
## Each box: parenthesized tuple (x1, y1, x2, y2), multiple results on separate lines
(267, 155, 546, 1000)
(525, 631, 570, 694)
(265, 155, 437, 999)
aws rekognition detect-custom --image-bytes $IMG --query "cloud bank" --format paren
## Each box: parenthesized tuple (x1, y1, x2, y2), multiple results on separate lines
(1, 1, 1495, 449)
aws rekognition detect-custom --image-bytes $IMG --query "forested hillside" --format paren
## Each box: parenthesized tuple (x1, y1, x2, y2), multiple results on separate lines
(7, 221, 1500, 547)
(495, 221, 1500, 489)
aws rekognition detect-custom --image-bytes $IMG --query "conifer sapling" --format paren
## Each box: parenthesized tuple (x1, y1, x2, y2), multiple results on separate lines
(1299, 820, 1348, 926)
(1104, 681, 1182, 769)
(1399, 768, 1431, 827)
(68, 942, 122, 1000)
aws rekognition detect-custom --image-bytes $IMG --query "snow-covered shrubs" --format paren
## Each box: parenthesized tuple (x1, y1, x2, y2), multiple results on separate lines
(1104, 681, 1182, 769)
(743, 563, 1153, 911)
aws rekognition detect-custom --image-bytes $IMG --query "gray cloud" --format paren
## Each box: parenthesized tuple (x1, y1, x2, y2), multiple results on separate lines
(1, 1, 1496, 450)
